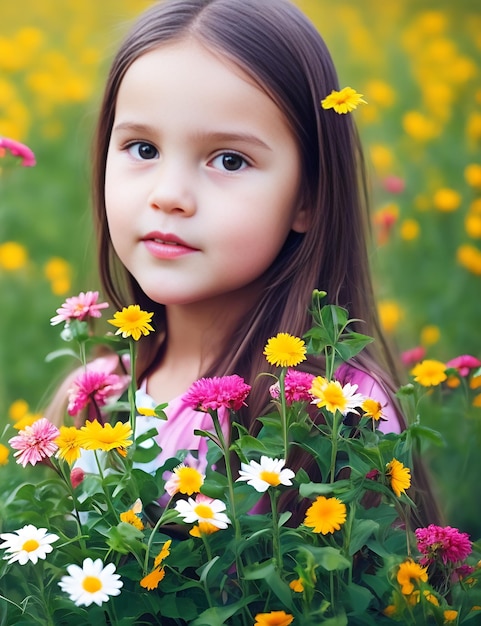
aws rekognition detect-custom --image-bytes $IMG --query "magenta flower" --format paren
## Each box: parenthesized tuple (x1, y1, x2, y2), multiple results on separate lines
(0, 137, 36, 167)
(382, 175, 405, 194)
(9, 418, 59, 467)
(401, 346, 426, 367)
(415, 524, 472, 566)
(67, 370, 128, 416)
(50, 291, 109, 326)
(269, 369, 315, 405)
(445, 354, 481, 377)
(183, 375, 251, 412)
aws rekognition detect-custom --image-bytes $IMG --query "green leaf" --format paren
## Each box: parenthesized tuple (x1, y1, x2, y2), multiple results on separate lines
(190, 596, 258, 626)
(299, 479, 351, 498)
(300, 545, 350, 571)
(335, 333, 374, 362)
(348, 519, 379, 555)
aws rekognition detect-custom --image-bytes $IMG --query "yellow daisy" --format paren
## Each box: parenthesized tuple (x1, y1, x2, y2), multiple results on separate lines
(263, 333, 306, 368)
(304, 495, 347, 534)
(411, 359, 447, 387)
(386, 459, 411, 497)
(361, 398, 383, 421)
(55, 426, 82, 465)
(321, 86, 367, 114)
(396, 559, 428, 595)
(108, 305, 154, 341)
(120, 509, 144, 531)
(254, 610, 294, 626)
(140, 567, 165, 591)
(78, 420, 133, 452)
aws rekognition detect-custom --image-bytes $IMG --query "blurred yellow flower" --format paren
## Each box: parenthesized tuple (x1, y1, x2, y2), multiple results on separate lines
(378, 300, 403, 334)
(443, 610, 458, 623)
(44, 257, 71, 281)
(369, 144, 393, 173)
(433, 188, 462, 212)
(365, 80, 395, 107)
(400, 219, 420, 241)
(402, 111, 440, 141)
(50, 277, 71, 296)
(9, 399, 29, 421)
(0, 443, 9, 466)
(465, 164, 481, 188)
(120, 509, 144, 531)
(465, 214, 481, 239)
(470, 199, 481, 215)
(457, 244, 481, 275)
(420, 325, 440, 346)
(0, 241, 28, 271)
(466, 112, 481, 142)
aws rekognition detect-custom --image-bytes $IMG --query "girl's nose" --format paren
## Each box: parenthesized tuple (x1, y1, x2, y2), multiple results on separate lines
(147, 161, 196, 216)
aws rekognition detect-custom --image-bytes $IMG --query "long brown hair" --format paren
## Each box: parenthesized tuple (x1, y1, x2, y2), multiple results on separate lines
(92, 0, 440, 524)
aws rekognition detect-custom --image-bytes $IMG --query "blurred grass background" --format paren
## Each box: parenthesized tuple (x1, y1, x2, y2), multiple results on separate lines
(1, 0, 480, 536)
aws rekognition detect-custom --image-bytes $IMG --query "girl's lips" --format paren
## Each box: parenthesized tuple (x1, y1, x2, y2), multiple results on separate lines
(141, 232, 198, 259)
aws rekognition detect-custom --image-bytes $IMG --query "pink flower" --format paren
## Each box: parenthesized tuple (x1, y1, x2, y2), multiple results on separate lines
(67, 370, 129, 416)
(50, 291, 109, 326)
(382, 175, 405, 194)
(0, 137, 36, 167)
(445, 355, 481, 377)
(9, 418, 59, 467)
(415, 525, 472, 566)
(183, 375, 251, 412)
(269, 369, 315, 404)
(70, 467, 85, 488)
(401, 346, 426, 367)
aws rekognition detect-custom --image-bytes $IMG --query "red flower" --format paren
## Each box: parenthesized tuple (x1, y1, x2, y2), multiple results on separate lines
(183, 375, 251, 412)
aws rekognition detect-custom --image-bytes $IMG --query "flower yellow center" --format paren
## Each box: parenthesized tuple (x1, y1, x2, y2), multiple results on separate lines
(194, 504, 214, 519)
(259, 470, 281, 486)
(177, 467, 203, 494)
(82, 576, 102, 593)
(322, 383, 347, 411)
(22, 539, 40, 552)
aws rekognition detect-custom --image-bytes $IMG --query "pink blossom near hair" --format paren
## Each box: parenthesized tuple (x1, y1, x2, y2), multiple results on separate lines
(269, 369, 315, 405)
(50, 291, 109, 325)
(445, 355, 481, 377)
(183, 375, 251, 412)
(67, 370, 128, 416)
(8, 418, 59, 467)
(415, 525, 472, 566)
(0, 137, 36, 167)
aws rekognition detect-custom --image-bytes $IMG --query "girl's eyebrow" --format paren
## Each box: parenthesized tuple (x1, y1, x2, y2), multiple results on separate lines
(112, 122, 272, 151)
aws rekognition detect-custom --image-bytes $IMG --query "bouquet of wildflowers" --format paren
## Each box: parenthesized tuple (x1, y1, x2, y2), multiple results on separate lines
(1, 290, 480, 626)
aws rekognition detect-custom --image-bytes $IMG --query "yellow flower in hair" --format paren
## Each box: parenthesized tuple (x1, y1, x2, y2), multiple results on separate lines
(321, 86, 367, 114)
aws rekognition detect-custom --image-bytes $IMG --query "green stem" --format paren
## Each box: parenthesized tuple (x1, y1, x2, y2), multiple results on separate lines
(278, 368, 289, 460)
(93, 450, 118, 519)
(329, 411, 342, 483)
(128, 340, 137, 441)
(268, 489, 282, 569)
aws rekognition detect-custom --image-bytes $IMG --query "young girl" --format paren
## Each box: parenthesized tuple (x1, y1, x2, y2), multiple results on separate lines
(57, 0, 438, 524)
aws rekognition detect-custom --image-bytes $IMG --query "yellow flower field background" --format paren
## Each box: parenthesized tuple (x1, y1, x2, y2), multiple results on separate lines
(1, 0, 480, 534)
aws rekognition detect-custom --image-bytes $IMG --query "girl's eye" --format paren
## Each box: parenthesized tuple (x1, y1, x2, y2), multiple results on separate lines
(127, 142, 159, 160)
(211, 152, 248, 172)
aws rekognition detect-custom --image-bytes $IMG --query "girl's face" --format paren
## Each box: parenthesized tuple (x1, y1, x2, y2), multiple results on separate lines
(105, 39, 306, 310)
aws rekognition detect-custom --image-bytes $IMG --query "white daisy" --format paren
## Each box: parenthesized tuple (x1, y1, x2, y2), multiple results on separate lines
(0, 524, 59, 565)
(236, 456, 295, 492)
(58, 557, 123, 607)
(175, 494, 231, 529)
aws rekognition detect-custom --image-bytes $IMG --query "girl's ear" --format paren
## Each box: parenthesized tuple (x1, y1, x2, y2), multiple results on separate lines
(291, 205, 310, 234)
